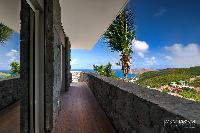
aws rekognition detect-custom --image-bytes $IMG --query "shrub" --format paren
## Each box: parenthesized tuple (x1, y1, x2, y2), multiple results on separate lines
(10, 61, 20, 76)
(93, 63, 115, 78)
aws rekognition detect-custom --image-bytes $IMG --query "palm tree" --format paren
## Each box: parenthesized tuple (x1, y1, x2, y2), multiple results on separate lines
(0, 23, 13, 45)
(104, 9, 136, 80)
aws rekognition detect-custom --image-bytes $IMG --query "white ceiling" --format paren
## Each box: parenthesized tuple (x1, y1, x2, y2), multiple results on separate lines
(0, 0, 21, 32)
(60, 0, 128, 49)
(0, 0, 128, 49)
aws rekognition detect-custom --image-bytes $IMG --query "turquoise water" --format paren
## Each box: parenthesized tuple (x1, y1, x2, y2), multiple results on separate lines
(0, 69, 136, 79)
(71, 69, 136, 79)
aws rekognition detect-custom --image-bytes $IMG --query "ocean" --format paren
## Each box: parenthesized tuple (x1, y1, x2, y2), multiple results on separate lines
(0, 70, 10, 73)
(71, 69, 136, 79)
(0, 69, 136, 79)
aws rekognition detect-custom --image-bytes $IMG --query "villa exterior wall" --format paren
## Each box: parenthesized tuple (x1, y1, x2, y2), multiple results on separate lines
(45, 0, 71, 131)
(79, 73, 200, 133)
(61, 36, 72, 92)
(61, 35, 66, 92)
(0, 78, 21, 110)
(20, 0, 32, 132)
(65, 36, 72, 89)
(45, 0, 54, 130)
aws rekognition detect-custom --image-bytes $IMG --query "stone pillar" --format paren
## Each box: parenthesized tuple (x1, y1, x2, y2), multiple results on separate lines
(65, 37, 72, 89)
(45, 0, 67, 131)
(61, 35, 66, 92)
(45, 0, 54, 131)
(20, 0, 31, 132)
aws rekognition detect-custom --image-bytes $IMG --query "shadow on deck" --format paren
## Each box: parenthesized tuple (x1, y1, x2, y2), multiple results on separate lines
(53, 82, 116, 133)
(0, 102, 20, 133)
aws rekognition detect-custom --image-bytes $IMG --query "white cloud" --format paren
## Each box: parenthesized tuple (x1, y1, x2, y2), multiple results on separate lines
(71, 58, 78, 65)
(145, 56, 157, 66)
(132, 40, 149, 58)
(165, 43, 200, 67)
(6, 49, 18, 56)
(6, 49, 19, 62)
(164, 56, 173, 60)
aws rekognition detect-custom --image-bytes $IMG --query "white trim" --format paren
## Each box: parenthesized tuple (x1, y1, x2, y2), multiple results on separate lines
(26, 0, 36, 11)
(26, 0, 45, 132)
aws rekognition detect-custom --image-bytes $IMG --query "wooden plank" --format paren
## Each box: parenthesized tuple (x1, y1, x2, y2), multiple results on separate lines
(0, 102, 20, 133)
(53, 82, 116, 133)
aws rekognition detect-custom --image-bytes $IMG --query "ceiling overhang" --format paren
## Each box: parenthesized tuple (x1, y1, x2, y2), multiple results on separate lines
(0, 0, 128, 49)
(60, 0, 128, 49)
(0, 0, 43, 32)
(0, 0, 21, 32)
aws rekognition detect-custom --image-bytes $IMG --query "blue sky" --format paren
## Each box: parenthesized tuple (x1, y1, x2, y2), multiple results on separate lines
(0, 32, 20, 70)
(1, 0, 200, 70)
(72, 0, 200, 69)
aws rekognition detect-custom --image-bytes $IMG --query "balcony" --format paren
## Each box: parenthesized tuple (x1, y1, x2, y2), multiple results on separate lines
(1, 73, 200, 133)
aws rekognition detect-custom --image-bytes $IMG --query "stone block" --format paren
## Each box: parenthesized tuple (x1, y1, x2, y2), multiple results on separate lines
(79, 73, 200, 133)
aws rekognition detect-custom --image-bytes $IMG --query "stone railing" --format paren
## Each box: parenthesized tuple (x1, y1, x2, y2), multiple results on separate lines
(0, 77, 21, 110)
(79, 73, 200, 133)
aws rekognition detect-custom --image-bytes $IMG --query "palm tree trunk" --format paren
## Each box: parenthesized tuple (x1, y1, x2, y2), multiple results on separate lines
(121, 54, 130, 80)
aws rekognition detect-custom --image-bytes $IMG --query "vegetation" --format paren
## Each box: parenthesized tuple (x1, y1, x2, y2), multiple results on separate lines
(136, 67, 200, 102)
(0, 72, 11, 79)
(10, 61, 20, 76)
(190, 78, 200, 87)
(178, 88, 200, 102)
(93, 63, 115, 78)
(103, 8, 135, 80)
(136, 67, 200, 88)
(0, 23, 13, 44)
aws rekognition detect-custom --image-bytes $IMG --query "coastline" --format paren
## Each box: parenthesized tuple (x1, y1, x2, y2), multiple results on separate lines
(71, 69, 136, 79)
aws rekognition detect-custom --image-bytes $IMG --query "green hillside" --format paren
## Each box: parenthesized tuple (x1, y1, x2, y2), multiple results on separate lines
(136, 67, 200, 88)
(136, 66, 200, 102)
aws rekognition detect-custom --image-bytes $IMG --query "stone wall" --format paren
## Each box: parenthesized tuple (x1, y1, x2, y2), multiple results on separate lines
(65, 36, 72, 88)
(79, 73, 200, 133)
(20, 0, 32, 132)
(45, 0, 54, 130)
(61, 33, 66, 93)
(19, 0, 71, 132)
(0, 78, 20, 110)
(45, 0, 71, 131)
(52, 0, 63, 125)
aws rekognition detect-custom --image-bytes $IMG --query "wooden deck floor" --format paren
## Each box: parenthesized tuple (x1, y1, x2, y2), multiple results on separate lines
(0, 83, 115, 133)
(0, 102, 20, 133)
(53, 82, 116, 133)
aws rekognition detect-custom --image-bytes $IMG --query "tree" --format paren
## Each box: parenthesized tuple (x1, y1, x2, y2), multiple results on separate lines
(0, 23, 13, 45)
(93, 63, 115, 78)
(104, 9, 135, 80)
(10, 61, 20, 76)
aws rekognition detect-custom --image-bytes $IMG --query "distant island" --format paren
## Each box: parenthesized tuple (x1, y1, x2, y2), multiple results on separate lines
(129, 68, 157, 75)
